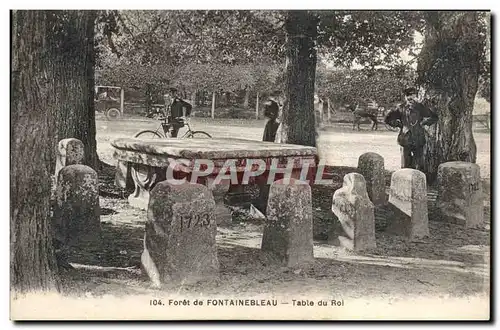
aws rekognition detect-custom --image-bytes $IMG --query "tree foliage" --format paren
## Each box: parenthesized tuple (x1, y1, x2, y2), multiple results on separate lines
(317, 66, 416, 107)
(416, 12, 488, 94)
(315, 11, 424, 69)
(96, 10, 423, 97)
(95, 10, 286, 99)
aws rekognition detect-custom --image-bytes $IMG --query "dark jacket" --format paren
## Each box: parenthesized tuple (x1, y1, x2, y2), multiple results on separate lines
(170, 98, 192, 118)
(385, 101, 438, 149)
(263, 119, 280, 142)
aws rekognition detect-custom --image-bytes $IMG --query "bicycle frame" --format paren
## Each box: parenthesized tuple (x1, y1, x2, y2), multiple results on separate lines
(156, 118, 193, 138)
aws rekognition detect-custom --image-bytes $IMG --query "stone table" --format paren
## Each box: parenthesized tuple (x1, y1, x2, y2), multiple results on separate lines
(111, 137, 318, 220)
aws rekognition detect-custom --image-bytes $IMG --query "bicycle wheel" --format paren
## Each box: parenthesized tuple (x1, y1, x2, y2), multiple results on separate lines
(134, 130, 164, 139)
(186, 131, 212, 139)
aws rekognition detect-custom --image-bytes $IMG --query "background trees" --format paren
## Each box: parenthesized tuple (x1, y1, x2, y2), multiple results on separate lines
(11, 10, 490, 293)
(96, 10, 423, 147)
(316, 66, 417, 108)
(95, 10, 285, 115)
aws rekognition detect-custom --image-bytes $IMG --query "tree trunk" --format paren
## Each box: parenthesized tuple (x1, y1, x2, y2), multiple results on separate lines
(243, 89, 250, 109)
(278, 11, 319, 147)
(255, 92, 260, 119)
(191, 90, 197, 108)
(327, 98, 332, 123)
(197, 90, 203, 106)
(120, 88, 125, 114)
(202, 90, 207, 107)
(211, 91, 216, 119)
(145, 83, 153, 117)
(417, 12, 486, 183)
(11, 10, 60, 294)
(49, 11, 98, 170)
(220, 91, 227, 106)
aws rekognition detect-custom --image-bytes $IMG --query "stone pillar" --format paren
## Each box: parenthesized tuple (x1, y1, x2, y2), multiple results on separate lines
(387, 169, 429, 240)
(127, 163, 165, 210)
(55, 138, 84, 183)
(331, 173, 376, 251)
(141, 181, 218, 287)
(357, 152, 386, 205)
(436, 161, 483, 228)
(261, 179, 313, 267)
(206, 177, 232, 227)
(53, 164, 101, 248)
(115, 160, 133, 190)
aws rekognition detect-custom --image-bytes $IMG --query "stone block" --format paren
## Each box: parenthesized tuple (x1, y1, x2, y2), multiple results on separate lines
(55, 138, 84, 183)
(358, 152, 386, 205)
(261, 179, 313, 267)
(53, 164, 101, 247)
(141, 181, 218, 286)
(331, 173, 376, 251)
(387, 169, 429, 240)
(436, 161, 483, 228)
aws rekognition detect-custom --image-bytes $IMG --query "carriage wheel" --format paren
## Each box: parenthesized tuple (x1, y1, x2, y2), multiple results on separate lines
(106, 108, 121, 120)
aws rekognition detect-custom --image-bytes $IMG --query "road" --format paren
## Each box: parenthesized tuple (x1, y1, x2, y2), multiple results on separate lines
(96, 116, 491, 178)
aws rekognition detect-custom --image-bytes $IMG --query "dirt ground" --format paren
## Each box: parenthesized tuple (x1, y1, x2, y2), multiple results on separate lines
(41, 116, 491, 320)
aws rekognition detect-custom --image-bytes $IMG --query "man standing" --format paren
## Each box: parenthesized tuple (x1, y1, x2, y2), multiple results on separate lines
(262, 100, 280, 142)
(165, 88, 192, 138)
(384, 87, 438, 171)
(266, 90, 285, 143)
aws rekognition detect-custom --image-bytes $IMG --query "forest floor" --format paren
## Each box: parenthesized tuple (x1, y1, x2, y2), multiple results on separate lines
(13, 116, 491, 320)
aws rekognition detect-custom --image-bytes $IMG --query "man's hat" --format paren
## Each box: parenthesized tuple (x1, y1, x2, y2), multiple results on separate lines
(403, 87, 417, 96)
(169, 87, 178, 93)
(264, 100, 279, 114)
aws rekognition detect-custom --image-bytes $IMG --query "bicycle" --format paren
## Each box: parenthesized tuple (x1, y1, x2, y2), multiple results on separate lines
(130, 115, 212, 193)
(134, 115, 212, 139)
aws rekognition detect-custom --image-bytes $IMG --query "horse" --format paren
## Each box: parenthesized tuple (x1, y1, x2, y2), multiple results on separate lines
(348, 101, 379, 131)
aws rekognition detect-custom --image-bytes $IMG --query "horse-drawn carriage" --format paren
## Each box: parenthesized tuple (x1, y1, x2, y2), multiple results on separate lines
(349, 100, 399, 131)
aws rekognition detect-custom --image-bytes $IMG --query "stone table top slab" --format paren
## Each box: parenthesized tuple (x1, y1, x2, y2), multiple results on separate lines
(111, 137, 318, 160)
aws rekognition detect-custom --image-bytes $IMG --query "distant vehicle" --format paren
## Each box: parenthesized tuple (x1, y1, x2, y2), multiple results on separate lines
(94, 85, 124, 120)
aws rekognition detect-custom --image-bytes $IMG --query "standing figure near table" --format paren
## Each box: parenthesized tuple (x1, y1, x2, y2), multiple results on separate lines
(384, 87, 438, 171)
(262, 100, 280, 142)
(265, 90, 285, 143)
(165, 88, 193, 138)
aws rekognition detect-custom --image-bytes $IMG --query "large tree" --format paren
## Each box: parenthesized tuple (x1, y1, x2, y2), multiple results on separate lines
(11, 10, 60, 294)
(416, 11, 488, 182)
(11, 10, 98, 294)
(50, 11, 98, 170)
(278, 11, 319, 147)
(276, 10, 420, 147)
